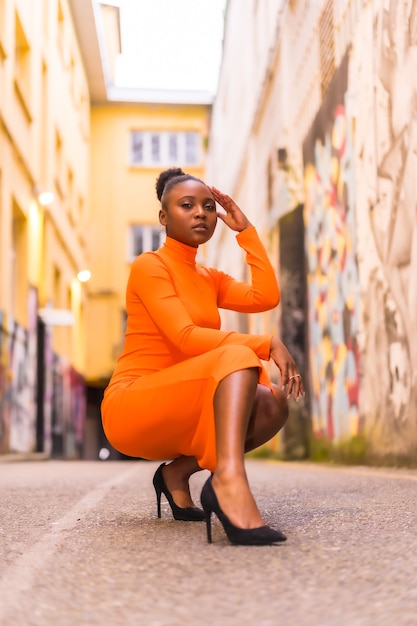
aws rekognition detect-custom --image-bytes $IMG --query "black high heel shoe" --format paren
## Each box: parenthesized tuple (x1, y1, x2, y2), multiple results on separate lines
(153, 463, 205, 522)
(200, 476, 287, 545)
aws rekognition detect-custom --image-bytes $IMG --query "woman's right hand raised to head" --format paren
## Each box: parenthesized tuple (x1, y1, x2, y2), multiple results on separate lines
(270, 337, 305, 401)
(209, 186, 252, 233)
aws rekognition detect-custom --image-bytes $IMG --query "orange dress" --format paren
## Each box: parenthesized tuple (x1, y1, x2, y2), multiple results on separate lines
(101, 226, 280, 471)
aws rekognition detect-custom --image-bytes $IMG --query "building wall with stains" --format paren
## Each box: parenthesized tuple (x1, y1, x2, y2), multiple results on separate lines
(207, 0, 417, 462)
(349, 0, 417, 460)
(0, 312, 37, 454)
(0, 0, 90, 456)
(0, 288, 85, 457)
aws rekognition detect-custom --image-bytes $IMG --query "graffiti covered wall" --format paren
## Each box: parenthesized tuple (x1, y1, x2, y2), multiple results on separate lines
(302, 1, 417, 460)
(303, 53, 361, 443)
(0, 288, 86, 457)
(0, 310, 37, 453)
(51, 355, 86, 459)
(0, 287, 38, 453)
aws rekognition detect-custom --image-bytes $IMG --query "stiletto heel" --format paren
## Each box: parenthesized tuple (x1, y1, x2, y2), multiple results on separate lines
(156, 488, 162, 518)
(200, 476, 287, 545)
(204, 510, 213, 543)
(152, 463, 205, 522)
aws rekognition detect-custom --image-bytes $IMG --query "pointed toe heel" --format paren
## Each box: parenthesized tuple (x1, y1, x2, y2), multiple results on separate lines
(152, 463, 205, 522)
(200, 476, 287, 546)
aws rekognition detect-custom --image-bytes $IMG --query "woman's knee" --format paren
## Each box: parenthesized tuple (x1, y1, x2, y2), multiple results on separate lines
(250, 385, 288, 440)
(271, 385, 289, 425)
(245, 385, 288, 451)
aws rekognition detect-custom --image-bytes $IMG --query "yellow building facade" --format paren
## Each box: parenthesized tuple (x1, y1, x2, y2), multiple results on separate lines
(0, 0, 91, 457)
(86, 103, 209, 387)
(84, 102, 210, 457)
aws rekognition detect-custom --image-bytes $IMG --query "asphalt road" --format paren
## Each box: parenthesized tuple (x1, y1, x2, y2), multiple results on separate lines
(0, 458, 416, 626)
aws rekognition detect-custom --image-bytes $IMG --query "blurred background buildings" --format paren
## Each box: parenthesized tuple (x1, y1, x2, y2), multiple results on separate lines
(0, 0, 416, 464)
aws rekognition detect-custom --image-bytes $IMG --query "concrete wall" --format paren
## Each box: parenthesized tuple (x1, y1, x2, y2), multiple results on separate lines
(207, 0, 417, 463)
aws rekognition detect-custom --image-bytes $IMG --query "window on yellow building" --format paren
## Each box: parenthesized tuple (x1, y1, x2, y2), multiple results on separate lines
(128, 225, 164, 261)
(67, 167, 74, 218)
(43, 0, 49, 39)
(168, 133, 178, 161)
(40, 62, 48, 182)
(14, 11, 31, 107)
(131, 131, 144, 163)
(57, 0, 65, 63)
(54, 129, 64, 198)
(151, 133, 160, 162)
(69, 54, 76, 105)
(53, 266, 62, 308)
(0, 0, 6, 59)
(185, 132, 198, 164)
(130, 131, 200, 167)
(79, 89, 89, 139)
(77, 194, 84, 222)
(11, 200, 28, 325)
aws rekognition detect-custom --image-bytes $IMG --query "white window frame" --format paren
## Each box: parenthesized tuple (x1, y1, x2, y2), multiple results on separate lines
(129, 131, 201, 167)
(127, 224, 165, 261)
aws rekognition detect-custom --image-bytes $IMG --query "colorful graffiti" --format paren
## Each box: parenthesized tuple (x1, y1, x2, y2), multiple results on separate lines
(50, 355, 86, 459)
(0, 289, 86, 457)
(301, 0, 417, 459)
(0, 311, 37, 453)
(303, 53, 360, 442)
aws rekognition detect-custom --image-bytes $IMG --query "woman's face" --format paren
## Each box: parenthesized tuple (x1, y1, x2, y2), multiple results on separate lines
(159, 180, 217, 247)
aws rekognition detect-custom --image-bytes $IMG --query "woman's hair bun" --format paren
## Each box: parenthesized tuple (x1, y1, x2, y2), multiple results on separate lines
(156, 167, 186, 201)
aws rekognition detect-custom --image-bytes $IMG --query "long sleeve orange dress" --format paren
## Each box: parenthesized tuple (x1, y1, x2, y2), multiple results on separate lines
(101, 226, 280, 472)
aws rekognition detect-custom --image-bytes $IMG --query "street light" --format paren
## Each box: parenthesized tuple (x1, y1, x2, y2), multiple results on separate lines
(37, 191, 55, 206)
(77, 269, 91, 282)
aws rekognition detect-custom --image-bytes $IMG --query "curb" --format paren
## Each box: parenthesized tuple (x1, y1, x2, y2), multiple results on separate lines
(0, 452, 49, 463)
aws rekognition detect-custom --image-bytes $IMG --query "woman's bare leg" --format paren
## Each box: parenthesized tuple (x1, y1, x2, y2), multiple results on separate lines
(161, 456, 202, 508)
(245, 384, 289, 452)
(162, 382, 288, 513)
(212, 367, 265, 529)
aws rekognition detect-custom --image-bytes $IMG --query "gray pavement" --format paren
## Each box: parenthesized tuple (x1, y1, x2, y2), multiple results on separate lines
(0, 459, 416, 626)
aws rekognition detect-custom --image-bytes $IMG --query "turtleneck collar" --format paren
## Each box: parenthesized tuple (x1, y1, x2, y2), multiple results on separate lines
(162, 236, 198, 265)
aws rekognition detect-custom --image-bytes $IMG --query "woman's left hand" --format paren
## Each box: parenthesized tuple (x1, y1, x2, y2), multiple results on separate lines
(209, 186, 252, 233)
(270, 337, 305, 401)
